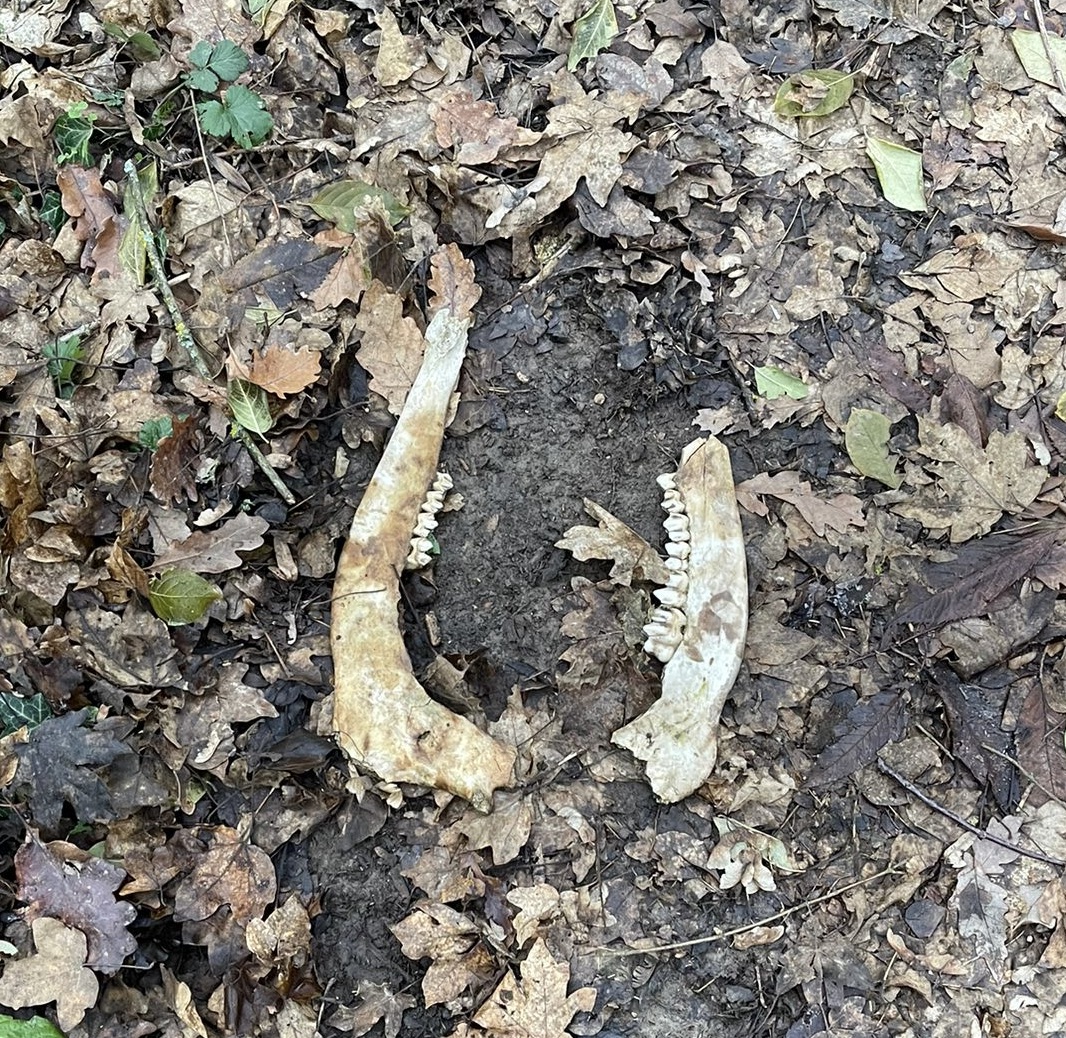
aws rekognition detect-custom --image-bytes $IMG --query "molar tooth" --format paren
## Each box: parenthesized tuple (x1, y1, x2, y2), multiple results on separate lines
(657, 474, 677, 491)
(664, 556, 687, 572)
(666, 571, 689, 593)
(653, 586, 686, 608)
(664, 515, 690, 540)
(665, 540, 690, 559)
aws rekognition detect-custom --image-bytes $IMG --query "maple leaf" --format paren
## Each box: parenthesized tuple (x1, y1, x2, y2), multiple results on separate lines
(13, 710, 131, 832)
(0, 916, 99, 1031)
(451, 791, 533, 866)
(329, 982, 416, 1038)
(736, 470, 865, 536)
(173, 826, 276, 927)
(894, 420, 1047, 542)
(473, 938, 596, 1038)
(16, 832, 137, 975)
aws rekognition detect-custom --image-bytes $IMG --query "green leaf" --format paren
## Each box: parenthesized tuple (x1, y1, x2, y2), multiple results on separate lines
(1055, 389, 1066, 422)
(0, 693, 51, 736)
(149, 569, 223, 625)
(309, 180, 410, 232)
(845, 407, 901, 488)
(196, 98, 232, 138)
(1010, 28, 1066, 87)
(53, 102, 95, 166)
(188, 41, 214, 69)
(40, 189, 65, 236)
(138, 416, 173, 450)
(229, 378, 274, 435)
(0, 1015, 66, 1038)
(567, 0, 617, 71)
(126, 30, 162, 62)
(754, 365, 809, 400)
(186, 67, 220, 92)
(865, 137, 926, 212)
(773, 69, 855, 117)
(222, 85, 273, 147)
(207, 39, 249, 82)
(44, 331, 85, 398)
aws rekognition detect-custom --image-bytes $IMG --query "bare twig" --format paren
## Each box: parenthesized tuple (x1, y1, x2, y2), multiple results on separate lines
(877, 759, 1065, 867)
(1033, 0, 1066, 97)
(592, 867, 899, 956)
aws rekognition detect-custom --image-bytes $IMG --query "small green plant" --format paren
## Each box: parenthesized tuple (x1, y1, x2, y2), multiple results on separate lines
(183, 40, 273, 148)
(53, 101, 95, 165)
(138, 416, 174, 450)
(43, 329, 86, 398)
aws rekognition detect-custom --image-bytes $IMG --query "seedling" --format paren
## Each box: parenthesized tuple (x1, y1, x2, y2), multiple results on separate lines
(44, 329, 86, 398)
(183, 40, 273, 148)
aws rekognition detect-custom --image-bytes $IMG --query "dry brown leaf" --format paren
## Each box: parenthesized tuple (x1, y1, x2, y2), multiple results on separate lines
(310, 228, 369, 310)
(736, 470, 866, 536)
(374, 7, 426, 87)
(555, 499, 671, 587)
(151, 513, 270, 574)
(894, 420, 1047, 542)
(473, 937, 596, 1038)
(428, 242, 481, 322)
(330, 981, 416, 1038)
(432, 87, 539, 165)
(0, 916, 99, 1030)
(247, 340, 321, 398)
(452, 791, 533, 865)
(57, 166, 121, 280)
(355, 280, 426, 416)
(173, 826, 276, 927)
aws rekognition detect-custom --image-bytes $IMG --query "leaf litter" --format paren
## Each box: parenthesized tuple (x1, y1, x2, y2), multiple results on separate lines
(2, 0, 1066, 1036)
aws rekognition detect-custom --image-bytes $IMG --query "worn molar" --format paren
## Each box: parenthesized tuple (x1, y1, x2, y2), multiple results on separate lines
(405, 471, 453, 570)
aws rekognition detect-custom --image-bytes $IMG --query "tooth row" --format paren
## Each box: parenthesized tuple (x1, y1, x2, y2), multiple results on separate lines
(405, 472, 453, 570)
(642, 473, 691, 663)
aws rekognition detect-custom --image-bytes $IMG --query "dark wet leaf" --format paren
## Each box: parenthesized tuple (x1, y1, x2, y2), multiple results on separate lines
(16, 832, 137, 975)
(13, 710, 132, 831)
(806, 692, 906, 788)
(1016, 682, 1066, 809)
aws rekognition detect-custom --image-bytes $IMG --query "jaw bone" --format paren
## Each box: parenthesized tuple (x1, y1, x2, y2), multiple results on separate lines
(612, 436, 748, 803)
(330, 247, 516, 813)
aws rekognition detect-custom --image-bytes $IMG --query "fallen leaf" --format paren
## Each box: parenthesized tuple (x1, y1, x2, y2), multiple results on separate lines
(0, 917, 99, 1031)
(354, 280, 426, 416)
(452, 792, 533, 866)
(567, 0, 617, 71)
(736, 470, 866, 536)
(329, 982, 416, 1038)
(151, 513, 270, 574)
(247, 341, 321, 398)
(473, 937, 596, 1038)
(845, 407, 901, 488)
(555, 499, 670, 586)
(866, 137, 926, 213)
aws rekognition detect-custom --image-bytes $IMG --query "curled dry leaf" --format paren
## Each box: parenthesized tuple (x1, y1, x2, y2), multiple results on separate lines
(612, 436, 748, 802)
(331, 244, 516, 811)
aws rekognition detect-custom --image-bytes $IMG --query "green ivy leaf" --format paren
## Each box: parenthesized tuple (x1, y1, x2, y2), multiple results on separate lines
(567, 0, 617, 71)
(754, 365, 809, 400)
(309, 180, 410, 231)
(40, 190, 65, 236)
(223, 85, 273, 147)
(0, 693, 51, 736)
(773, 69, 854, 118)
(865, 137, 926, 212)
(53, 102, 95, 166)
(229, 378, 273, 435)
(845, 407, 901, 488)
(207, 39, 249, 82)
(149, 569, 223, 625)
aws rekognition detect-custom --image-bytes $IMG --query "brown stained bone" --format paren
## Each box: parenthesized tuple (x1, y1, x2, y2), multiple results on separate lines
(331, 249, 516, 812)
(612, 436, 748, 802)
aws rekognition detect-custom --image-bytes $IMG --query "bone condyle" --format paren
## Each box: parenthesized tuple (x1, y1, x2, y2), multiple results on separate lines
(612, 435, 749, 803)
(330, 245, 516, 813)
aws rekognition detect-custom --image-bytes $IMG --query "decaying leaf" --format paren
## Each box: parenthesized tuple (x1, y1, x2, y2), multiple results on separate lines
(473, 937, 596, 1038)
(0, 917, 99, 1031)
(612, 436, 748, 802)
(331, 245, 516, 811)
(355, 280, 426, 416)
(567, 0, 617, 71)
(555, 499, 670, 586)
(151, 513, 270, 574)
(736, 470, 865, 536)
(246, 341, 321, 398)
(865, 137, 926, 213)
(773, 68, 854, 117)
(845, 407, 901, 488)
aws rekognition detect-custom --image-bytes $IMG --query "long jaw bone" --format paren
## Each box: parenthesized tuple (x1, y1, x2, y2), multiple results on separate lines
(611, 435, 748, 803)
(330, 255, 516, 813)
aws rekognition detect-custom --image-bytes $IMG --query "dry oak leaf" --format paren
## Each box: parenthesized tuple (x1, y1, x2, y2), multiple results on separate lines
(736, 470, 865, 535)
(473, 937, 596, 1038)
(429, 241, 482, 321)
(894, 421, 1047, 543)
(151, 512, 270, 574)
(0, 916, 99, 1030)
(57, 166, 121, 280)
(247, 341, 322, 398)
(432, 87, 541, 164)
(310, 228, 369, 310)
(451, 791, 533, 866)
(355, 280, 426, 416)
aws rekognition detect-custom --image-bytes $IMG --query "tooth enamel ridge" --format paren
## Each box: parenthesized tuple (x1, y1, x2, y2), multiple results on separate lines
(642, 476, 694, 662)
(405, 471, 453, 570)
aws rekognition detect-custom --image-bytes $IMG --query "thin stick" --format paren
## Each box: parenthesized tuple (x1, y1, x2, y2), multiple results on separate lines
(592, 866, 898, 956)
(123, 160, 294, 503)
(877, 759, 1065, 867)
(1033, 0, 1066, 96)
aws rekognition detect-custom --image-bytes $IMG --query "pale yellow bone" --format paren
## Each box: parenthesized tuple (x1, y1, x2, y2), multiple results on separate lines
(331, 271, 516, 812)
(612, 436, 748, 802)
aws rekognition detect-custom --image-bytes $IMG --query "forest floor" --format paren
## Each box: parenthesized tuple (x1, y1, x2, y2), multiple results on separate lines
(2, 1, 1066, 1036)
